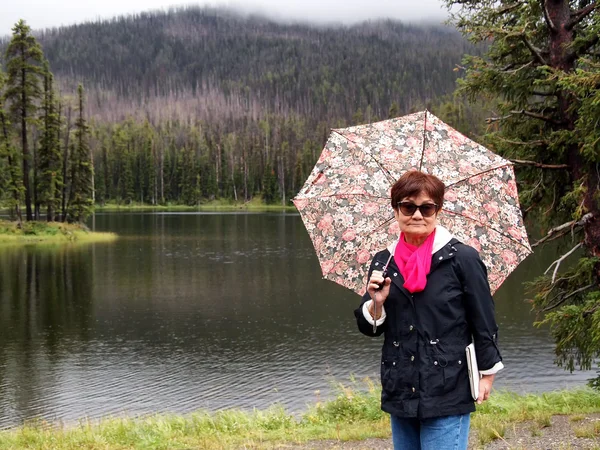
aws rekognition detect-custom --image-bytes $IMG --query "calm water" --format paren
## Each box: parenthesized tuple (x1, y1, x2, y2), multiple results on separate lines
(0, 212, 594, 427)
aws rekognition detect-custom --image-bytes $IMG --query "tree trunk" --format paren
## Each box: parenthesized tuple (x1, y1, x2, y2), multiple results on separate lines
(546, 0, 600, 264)
(33, 137, 40, 220)
(153, 142, 158, 205)
(103, 145, 109, 205)
(61, 105, 72, 221)
(244, 155, 248, 202)
(230, 151, 237, 202)
(279, 155, 285, 206)
(1, 111, 23, 226)
(160, 144, 164, 204)
(21, 67, 32, 221)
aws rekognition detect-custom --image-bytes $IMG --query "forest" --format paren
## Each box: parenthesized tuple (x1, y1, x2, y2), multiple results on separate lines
(0, 7, 477, 213)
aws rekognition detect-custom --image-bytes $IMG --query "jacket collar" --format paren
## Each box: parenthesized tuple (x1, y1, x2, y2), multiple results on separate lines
(386, 225, 454, 256)
(376, 227, 460, 300)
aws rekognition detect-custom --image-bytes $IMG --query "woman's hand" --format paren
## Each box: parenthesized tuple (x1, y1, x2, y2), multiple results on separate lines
(367, 270, 391, 318)
(477, 374, 495, 404)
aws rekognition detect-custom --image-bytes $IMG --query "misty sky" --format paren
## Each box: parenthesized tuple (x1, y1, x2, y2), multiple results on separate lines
(2, 0, 449, 37)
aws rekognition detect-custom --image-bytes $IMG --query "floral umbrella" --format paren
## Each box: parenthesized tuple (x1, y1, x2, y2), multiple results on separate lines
(293, 111, 532, 296)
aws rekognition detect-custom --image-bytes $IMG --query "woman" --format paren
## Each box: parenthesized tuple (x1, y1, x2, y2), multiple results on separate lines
(354, 171, 503, 450)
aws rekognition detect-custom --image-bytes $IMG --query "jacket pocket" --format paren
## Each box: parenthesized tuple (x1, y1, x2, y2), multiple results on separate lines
(441, 352, 468, 394)
(381, 358, 405, 396)
(424, 351, 467, 397)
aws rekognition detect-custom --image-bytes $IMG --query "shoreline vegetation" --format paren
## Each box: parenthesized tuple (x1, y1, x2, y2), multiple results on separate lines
(94, 198, 297, 212)
(0, 383, 598, 449)
(0, 220, 116, 246)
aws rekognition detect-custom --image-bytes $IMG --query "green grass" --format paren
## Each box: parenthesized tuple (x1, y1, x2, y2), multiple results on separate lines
(94, 197, 297, 212)
(0, 381, 598, 450)
(573, 419, 600, 438)
(0, 220, 117, 246)
(470, 389, 600, 446)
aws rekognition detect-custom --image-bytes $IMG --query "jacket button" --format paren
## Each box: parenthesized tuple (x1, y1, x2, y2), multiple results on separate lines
(438, 256, 443, 260)
(412, 387, 416, 393)
(434, 361, 438, 366)
(393, 341, 399, 347)
(458, 360, 462, 365)
(393, 272, 398, 277)
(410, 355, 415, 362)
(409, 325, 414, 331)
(375, 262, 379, 266)
(393, 362, 396, 366)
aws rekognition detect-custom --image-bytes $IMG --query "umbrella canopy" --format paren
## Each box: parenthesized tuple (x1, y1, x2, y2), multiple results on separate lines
(293, 111, 532, 296)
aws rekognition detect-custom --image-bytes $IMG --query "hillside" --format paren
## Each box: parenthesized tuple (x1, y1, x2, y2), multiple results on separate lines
(19, 7, 474, 124)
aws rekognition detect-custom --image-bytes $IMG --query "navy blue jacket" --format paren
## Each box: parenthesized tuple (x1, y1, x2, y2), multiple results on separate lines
(354, 238, 502, 419)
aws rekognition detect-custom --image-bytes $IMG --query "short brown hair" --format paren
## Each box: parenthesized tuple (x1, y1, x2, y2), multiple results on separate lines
(390, 171, 445, 210)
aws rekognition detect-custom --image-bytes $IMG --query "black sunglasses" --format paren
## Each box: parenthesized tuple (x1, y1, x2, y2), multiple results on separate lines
(398, 202, 439, 217)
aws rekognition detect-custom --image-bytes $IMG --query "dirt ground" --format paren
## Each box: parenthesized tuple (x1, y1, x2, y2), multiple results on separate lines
(264, 413, 600, 450)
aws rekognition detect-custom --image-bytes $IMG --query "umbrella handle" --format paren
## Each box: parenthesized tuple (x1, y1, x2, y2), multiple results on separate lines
(372, 254, 393, 333)
(373, 302, 377, 333)
(373, 267, 388, 333)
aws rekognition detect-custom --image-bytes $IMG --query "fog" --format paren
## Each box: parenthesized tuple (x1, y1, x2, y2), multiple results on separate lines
(1, 0, 448, 36)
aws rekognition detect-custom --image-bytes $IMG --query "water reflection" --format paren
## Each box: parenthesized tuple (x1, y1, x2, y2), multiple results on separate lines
(0, 246, 94, 425)
(0, 212, 594, 427)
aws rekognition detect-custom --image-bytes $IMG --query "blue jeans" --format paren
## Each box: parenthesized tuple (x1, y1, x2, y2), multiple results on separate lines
(391, 413, 470, 450)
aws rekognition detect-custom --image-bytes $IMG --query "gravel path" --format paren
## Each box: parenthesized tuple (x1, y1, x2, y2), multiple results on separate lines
(261, 413, 600, 450)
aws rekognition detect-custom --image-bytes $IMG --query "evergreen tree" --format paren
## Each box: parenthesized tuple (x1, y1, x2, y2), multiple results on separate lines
(38, 61, 62, 221)
(0, 70, 24, 224)
(262, 165, 279, 204)
(4, 19, 45, 221)
(445, 0, 600, 385)
(67, 84, 93, 222)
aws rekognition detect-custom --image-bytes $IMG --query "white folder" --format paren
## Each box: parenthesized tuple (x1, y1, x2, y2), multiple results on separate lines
(465, 343, 480, 401)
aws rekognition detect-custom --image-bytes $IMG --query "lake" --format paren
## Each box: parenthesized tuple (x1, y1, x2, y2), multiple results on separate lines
(0, 212, 594, 427)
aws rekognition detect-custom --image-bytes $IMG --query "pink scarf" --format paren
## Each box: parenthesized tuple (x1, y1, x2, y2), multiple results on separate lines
(393, 229, 436, 293)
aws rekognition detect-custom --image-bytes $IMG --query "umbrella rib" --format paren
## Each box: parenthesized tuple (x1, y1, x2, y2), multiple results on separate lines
(332, 130, 397, 185)
(419, 110, 427, 171)
(442, 208, 532, 253)
(444, 163, 513, 189)
(374, 215, 396, 232)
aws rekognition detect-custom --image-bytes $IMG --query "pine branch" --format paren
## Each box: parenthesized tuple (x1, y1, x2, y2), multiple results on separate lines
(541, 0, 558, 32)
(542, 283, 595, 312)
(567, 1, 599, 30)
(545, 243, 582, 284)
(486, 113, 514, 123)
(578, 33, 600, 56)
(532, 90, 557, 97)
(501, 60, 534, 73)
(532, 213, 592, 247)
(497, 137, 549, 147)
(495, 2, 523, 15)
(510, 109, 563, 124)
(510, 158, 568, 168)
(521, 36, 549, 65)
(583, 304, 600, 317)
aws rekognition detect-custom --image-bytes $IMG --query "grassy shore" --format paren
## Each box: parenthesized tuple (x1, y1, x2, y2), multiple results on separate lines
(94, 198, 297, 213)
(0, 220, 117, 246)
(0, 381, 598, 449)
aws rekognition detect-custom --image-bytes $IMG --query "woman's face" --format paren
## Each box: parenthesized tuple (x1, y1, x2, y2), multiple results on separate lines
(393, 191, 439, 243)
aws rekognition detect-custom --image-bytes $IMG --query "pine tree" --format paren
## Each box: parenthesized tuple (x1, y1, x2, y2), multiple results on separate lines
(445, 0, 600, 385)
(0, 70, 24, 224)
(67, 84, 93, 222)
(38, 61, 62, 221)
(262, 165, 279, 204)
(4, 19, 45, 221)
